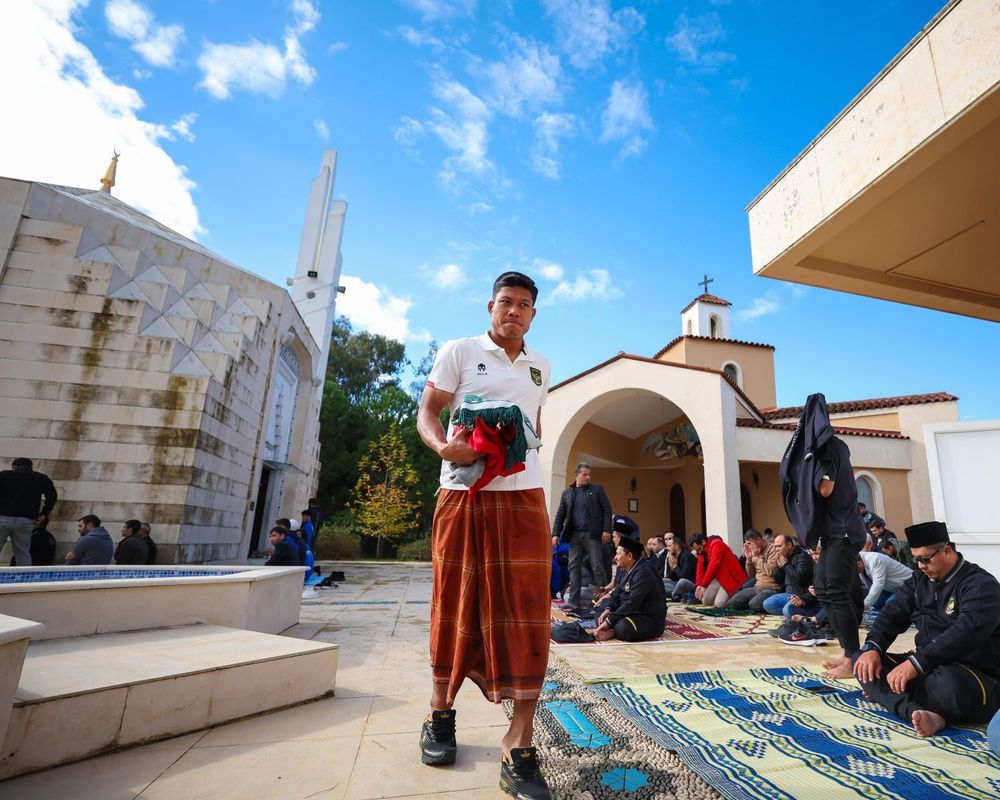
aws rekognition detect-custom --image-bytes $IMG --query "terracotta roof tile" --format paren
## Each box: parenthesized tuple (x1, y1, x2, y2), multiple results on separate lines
(681, 293, 732, 314)
(653, 334, 775, 359)
(763, 392, 958, 420)
(736, 418, 909, 440)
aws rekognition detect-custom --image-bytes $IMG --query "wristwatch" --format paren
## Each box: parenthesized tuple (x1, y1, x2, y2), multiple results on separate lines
(859, 641, 880, 655)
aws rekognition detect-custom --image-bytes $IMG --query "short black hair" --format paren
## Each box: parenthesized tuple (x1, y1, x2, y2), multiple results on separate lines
(492, 271, 538, 304)
(690, 533, 708, 547)
(79, 514, 101, 528)
(301, 509, 312, 519)
(269, 526, 288, 537)
(858, 502, 867, 509)
(11, 457, 32, 468)
(124, 519, 141, 535)
(744, 529, 762, 541)
(308, 497, 319, 505)
(276, 517, 291, 530)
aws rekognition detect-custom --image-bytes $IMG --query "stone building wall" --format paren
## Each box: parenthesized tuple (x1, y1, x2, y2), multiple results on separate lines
(0, 179, 321, 562)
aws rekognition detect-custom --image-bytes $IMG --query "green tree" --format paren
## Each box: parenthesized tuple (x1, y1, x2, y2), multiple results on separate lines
(350, 424, 419, 559)
(316, 381, 371, 512)
(327, 316, 408, 403)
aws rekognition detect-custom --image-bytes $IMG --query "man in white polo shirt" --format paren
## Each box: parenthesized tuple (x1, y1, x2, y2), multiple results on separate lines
(416, 271, 552, 800)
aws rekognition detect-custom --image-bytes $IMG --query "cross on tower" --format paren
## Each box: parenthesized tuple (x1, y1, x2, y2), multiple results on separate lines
(699, 274, 714, 294)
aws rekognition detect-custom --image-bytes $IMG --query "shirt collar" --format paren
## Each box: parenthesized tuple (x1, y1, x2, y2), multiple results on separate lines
(477, 332, 534, 361)
(939, 554, 966, 584)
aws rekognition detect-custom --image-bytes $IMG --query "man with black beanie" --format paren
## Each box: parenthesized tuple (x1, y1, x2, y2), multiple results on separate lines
(779, 394, 868, 678)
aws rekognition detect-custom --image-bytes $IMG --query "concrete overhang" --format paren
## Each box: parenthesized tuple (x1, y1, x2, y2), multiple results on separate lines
(747, 0, 1000, 322)
(735, 426, 912, 469)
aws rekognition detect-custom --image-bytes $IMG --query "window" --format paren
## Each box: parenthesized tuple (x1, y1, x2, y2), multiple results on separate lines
(709, 314, 720, 339)
(854, 471, 884, 518)
(686, 319, 693, 335)
(855, 475, 875, 511)
(721, 361, 742, 388)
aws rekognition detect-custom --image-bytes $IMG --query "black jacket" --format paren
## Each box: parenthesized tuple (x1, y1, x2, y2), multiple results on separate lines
(552, 483, 612, 542)
(649, 550, 667, 579)
(608, 559, 666, 629)
(115, 535, 149, 565)
(779, 394, 867, 549)
(775, 545, 813, 597)
(666, 549, 697, 583)
(0, 466, 57, 519)
(266, 540, 301, 567)
(866, 557, 1000, 680)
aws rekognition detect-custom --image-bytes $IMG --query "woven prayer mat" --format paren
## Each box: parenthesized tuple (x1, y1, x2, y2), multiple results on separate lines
(592, 666, 1000, 800)
(550, 613, 732, 646)
(502, 661, 722, 799)
(686, 605, 764, 617)
(674, 606, 772, 636)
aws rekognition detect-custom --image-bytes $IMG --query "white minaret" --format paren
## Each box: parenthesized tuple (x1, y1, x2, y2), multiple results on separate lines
(290, 149, 347, 384)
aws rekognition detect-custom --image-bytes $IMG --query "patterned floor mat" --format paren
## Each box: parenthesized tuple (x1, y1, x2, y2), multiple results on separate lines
(591, 666, 999, 800)
(503, 661, 722, 799)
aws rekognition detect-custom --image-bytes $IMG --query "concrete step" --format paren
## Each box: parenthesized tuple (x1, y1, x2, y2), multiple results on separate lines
(0, 624, 339, 779)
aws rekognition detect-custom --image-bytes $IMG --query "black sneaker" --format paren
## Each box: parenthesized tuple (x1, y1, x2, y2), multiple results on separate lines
(780, 620, 817, 647)
(420, 709, 457, 765)
(499, 747, 551, 799)
(814, 624, 835, 645)
(768, 619, 796, 638)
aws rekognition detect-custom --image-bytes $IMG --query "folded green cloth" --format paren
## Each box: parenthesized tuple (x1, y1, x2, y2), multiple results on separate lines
(450, 394, 542, 471)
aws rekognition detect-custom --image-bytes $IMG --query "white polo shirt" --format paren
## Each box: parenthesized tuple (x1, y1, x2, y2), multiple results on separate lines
(428, 332, 550, 491)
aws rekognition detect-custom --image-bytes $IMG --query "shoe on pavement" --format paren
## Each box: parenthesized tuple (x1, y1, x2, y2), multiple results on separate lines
(499, 747, 551, 799)
(420, 709, 457, 765)
(780, 620, 817, 647)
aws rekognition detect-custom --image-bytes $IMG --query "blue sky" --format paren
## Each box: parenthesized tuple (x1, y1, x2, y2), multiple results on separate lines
(4, 1, 998, 419)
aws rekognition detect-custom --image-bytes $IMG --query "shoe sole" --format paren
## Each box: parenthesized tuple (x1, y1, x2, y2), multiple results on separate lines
(421, 748, 456, 766)
(779, 637, 816, 646)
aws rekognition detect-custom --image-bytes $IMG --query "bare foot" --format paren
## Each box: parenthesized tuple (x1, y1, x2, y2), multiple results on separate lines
(593, 627, 615, 642)
(912, 709, 947, 737)
(822, 657, 844, 670)
(821, 657, 854, 680)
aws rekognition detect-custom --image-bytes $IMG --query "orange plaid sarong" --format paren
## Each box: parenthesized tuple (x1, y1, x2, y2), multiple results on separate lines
(429, 488, 551, 704)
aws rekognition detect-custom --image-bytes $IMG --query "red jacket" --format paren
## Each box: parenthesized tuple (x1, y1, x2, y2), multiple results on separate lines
(695, 536, 746, 595)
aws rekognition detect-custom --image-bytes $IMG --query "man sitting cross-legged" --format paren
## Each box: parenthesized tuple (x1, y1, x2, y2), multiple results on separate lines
(853, 521, 1000, 738)
(729, 530, 781, 611)
(591, 536, 666, 643)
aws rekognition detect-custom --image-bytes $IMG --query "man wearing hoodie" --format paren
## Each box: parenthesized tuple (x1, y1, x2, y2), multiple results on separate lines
(66, 514, 113, 565)
(779, 394, 869, 679)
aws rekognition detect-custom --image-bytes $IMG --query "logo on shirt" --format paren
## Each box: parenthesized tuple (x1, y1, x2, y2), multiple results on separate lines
(945, 596, 957, 615)
(530, 367, 542, 386)
(477, 363, 487, 373)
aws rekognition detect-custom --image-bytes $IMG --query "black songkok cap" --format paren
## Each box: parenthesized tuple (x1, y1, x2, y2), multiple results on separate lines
(904, 520, 949, 548)
(618, 536, 643, 558)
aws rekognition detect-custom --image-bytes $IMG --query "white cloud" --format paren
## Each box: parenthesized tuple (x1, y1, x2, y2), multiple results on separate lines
(736, 294, 780, 322)
(396, 25, 443, 49)
(400, 0, 476, 22)
(600, 79, 654, 160)
(473, 36, 562, 119)
(533, 258, 565, 281)
(542, 268, 622, 305)
(666, 12, 735, 72)
(0, 0, 201, 238)
(326, 41, 348, 55)
(542, 0, 644, 70)
(168, 112, 197, 142)
(337, 276, 430, 343)
(530, 112, 579, 179)
(426, 78, 494, 189)
(424, 263, 466, 288)
(464, 200, 493, 215)
(313, 117, 330, 140)
(198, 1, 319, 99)
(105, 0, 184, 68)
(394, 116, 425, 158)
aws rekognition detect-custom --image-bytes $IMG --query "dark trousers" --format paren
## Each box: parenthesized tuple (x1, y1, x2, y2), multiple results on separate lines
(567, 534, 607, 606)
(852, 651, 1000, 725)
(613, 614, 665, 642)
(814, 536, 862, 654)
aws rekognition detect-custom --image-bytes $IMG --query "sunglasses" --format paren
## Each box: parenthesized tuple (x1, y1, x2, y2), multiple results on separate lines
(913, 544, 947, 565)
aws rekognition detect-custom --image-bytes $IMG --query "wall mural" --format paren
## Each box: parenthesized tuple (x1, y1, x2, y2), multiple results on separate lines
(642, 422, 703, 461)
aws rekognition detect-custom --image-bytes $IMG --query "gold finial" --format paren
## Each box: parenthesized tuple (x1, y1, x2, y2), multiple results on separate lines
(100, 150, 120, 193)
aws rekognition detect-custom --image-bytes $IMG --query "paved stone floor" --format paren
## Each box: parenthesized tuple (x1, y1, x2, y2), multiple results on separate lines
(1, 561, 915, 799)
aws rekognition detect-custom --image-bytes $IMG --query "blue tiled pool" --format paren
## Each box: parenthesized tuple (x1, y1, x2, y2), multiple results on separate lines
(0, 569, 244, 584)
